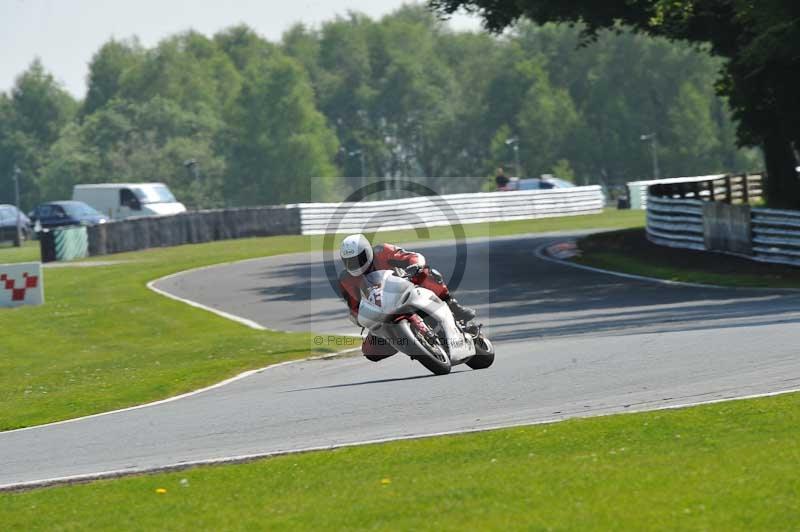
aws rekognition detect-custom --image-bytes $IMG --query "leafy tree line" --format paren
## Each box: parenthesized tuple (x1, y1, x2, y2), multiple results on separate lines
(0, 5, 760, 210)
(433, 0, 797, 207)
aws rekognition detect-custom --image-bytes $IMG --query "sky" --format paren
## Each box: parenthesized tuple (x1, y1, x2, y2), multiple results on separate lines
(1, 0, 481, 98)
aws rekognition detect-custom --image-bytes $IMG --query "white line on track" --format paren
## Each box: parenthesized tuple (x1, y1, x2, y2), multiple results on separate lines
(4, 233, 798, 491)
(1, 255, 361, 437)
(146, 257, 288, 331)
(534, 240, 800, 293)
(0, 351, 357, 437)
(3, 385, 800, 492)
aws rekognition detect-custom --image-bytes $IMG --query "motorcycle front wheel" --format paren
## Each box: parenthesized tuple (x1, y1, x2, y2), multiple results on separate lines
(404, 320, 451, 375)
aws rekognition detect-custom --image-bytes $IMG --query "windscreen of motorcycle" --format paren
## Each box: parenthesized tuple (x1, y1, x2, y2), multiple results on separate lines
(360, 270, 394, 303)
(358, 270, 414, 326)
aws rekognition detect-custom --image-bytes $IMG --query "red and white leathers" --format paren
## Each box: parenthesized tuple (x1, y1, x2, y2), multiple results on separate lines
(339, 243, 451, 361)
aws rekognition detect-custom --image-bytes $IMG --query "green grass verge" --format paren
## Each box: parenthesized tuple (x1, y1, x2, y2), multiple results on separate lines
(0, 240, 39, 264)
(0, 210, 643, 430)
(0, 210, 644, 266)
(575, 228, 800, 289)
(2, 391, 797, 530)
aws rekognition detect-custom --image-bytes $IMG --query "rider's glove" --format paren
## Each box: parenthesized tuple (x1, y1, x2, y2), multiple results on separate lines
(405, 264, 423, 278)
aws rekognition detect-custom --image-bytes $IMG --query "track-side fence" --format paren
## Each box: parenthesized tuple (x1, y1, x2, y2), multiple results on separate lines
(296, 186, 604, 235)
(38, 186, 604, 259)
(645, 196, 706, 251)
(629, 173, 763, 209)
(646, 173, 800, 267)
(86, 206, 300, 257)
(751, 208, 800, 266)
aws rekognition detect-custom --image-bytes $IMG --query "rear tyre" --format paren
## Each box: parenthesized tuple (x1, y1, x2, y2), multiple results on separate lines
(466, 335, 495, 370)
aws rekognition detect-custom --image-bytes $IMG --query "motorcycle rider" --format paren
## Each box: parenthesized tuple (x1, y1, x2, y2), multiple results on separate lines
(339, 233, 476, 362)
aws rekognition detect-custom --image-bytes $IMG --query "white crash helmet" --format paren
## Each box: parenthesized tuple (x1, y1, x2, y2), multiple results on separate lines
(340, 233, 374, 276)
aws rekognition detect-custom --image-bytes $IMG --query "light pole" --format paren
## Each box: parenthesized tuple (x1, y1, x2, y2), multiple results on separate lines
(640, 133, 660, 180)
(183, 159, 200, 181)
(348, 149, 366, 191)
(12, 166, 22, 247)
(505, 137, 521, 177)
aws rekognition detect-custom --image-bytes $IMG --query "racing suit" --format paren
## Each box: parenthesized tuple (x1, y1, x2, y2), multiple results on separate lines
(338, 244, 453, 361)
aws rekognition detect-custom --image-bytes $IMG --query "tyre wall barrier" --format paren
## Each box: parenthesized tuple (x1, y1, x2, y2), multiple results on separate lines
(87, 206, 302, 256)
(39, 226, 89, 263)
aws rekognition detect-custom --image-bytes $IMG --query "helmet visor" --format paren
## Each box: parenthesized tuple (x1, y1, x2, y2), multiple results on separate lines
(344, 249, 371, 274)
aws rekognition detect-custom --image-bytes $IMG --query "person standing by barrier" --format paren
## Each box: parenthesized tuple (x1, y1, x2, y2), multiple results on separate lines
(495, 167, 510, 190)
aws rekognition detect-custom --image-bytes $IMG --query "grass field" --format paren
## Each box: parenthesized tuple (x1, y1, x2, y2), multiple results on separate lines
(0, 210, 644, 430)
(0, 240, 39, 264)
(575, 228, 800, 289)
(2, 390, 797, 530)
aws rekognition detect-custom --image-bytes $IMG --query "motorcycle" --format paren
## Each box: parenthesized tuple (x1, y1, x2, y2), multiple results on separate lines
(357, 268, 495, 375)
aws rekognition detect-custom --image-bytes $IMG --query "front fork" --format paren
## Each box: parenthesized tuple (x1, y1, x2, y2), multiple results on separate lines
(401, 314, 438, 344)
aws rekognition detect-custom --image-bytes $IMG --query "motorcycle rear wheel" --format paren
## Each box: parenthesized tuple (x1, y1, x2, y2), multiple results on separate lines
(466, 334, 495, 370)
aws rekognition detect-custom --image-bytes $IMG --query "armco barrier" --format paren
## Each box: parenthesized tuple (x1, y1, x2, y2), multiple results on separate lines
(645, 196, 706, 251)
(703, 202, 752, 255)
(295, 186, 605, 235)
(88, 206, 301, 256)
(646, 173, 800, 267)
(76, 187, 603, 257)
(751, 208, 800, 266)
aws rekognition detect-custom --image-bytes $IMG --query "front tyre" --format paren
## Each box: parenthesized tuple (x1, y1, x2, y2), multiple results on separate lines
(466, 334, 495, 370)
(407, 322, 451, 376)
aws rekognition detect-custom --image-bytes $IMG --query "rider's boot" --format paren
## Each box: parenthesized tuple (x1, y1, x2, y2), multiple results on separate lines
(445, 297, 476, 322)
(463, 322, 481, 336)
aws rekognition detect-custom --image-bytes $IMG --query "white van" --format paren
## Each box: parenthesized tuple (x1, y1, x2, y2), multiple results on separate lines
(72, 183, 187, 220)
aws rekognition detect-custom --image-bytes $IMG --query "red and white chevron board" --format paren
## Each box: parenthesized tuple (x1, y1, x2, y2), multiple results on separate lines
(0, 262, 44, 307)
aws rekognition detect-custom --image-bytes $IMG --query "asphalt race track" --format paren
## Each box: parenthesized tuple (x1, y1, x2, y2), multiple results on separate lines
(3, 232, 800, 488)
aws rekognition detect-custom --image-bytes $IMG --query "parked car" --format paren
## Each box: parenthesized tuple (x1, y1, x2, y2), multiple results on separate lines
(28, 201, 108, 231)
(73, 183, 186, 220)
(0, 204, 32, 241)
(511, 175, 577, 191)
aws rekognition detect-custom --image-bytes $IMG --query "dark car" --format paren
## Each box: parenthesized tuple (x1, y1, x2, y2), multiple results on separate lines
(29, 201, 108, 231)
(515, 177, 576, 190)
(0, 204, 32, 242)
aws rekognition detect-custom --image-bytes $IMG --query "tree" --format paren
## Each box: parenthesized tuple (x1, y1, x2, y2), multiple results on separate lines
(0, 10, 769, 208)
(0, 60, 77, 207)
(41, 97, 226, 208)
(310, 14, 376, 181)
(83, 39, 144, 116)
(215, 25, 276, 73)
(119, 32, 242, 117)
(368, 6, 460, 185)
(430, 0, 800, 207)
(516, 67, 579, 176)
(224, 52, 339, 205)
(664, 81, 720, 176)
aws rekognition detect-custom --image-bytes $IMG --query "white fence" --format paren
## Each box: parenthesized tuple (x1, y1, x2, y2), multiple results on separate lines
(751, 208, 800, 266)
(628, 175, 725, 210)
(646, 193, 800, 267)
(645, 196, 706, 251)
(629, 174, 763, 210)
(295, 186, 605, 235)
